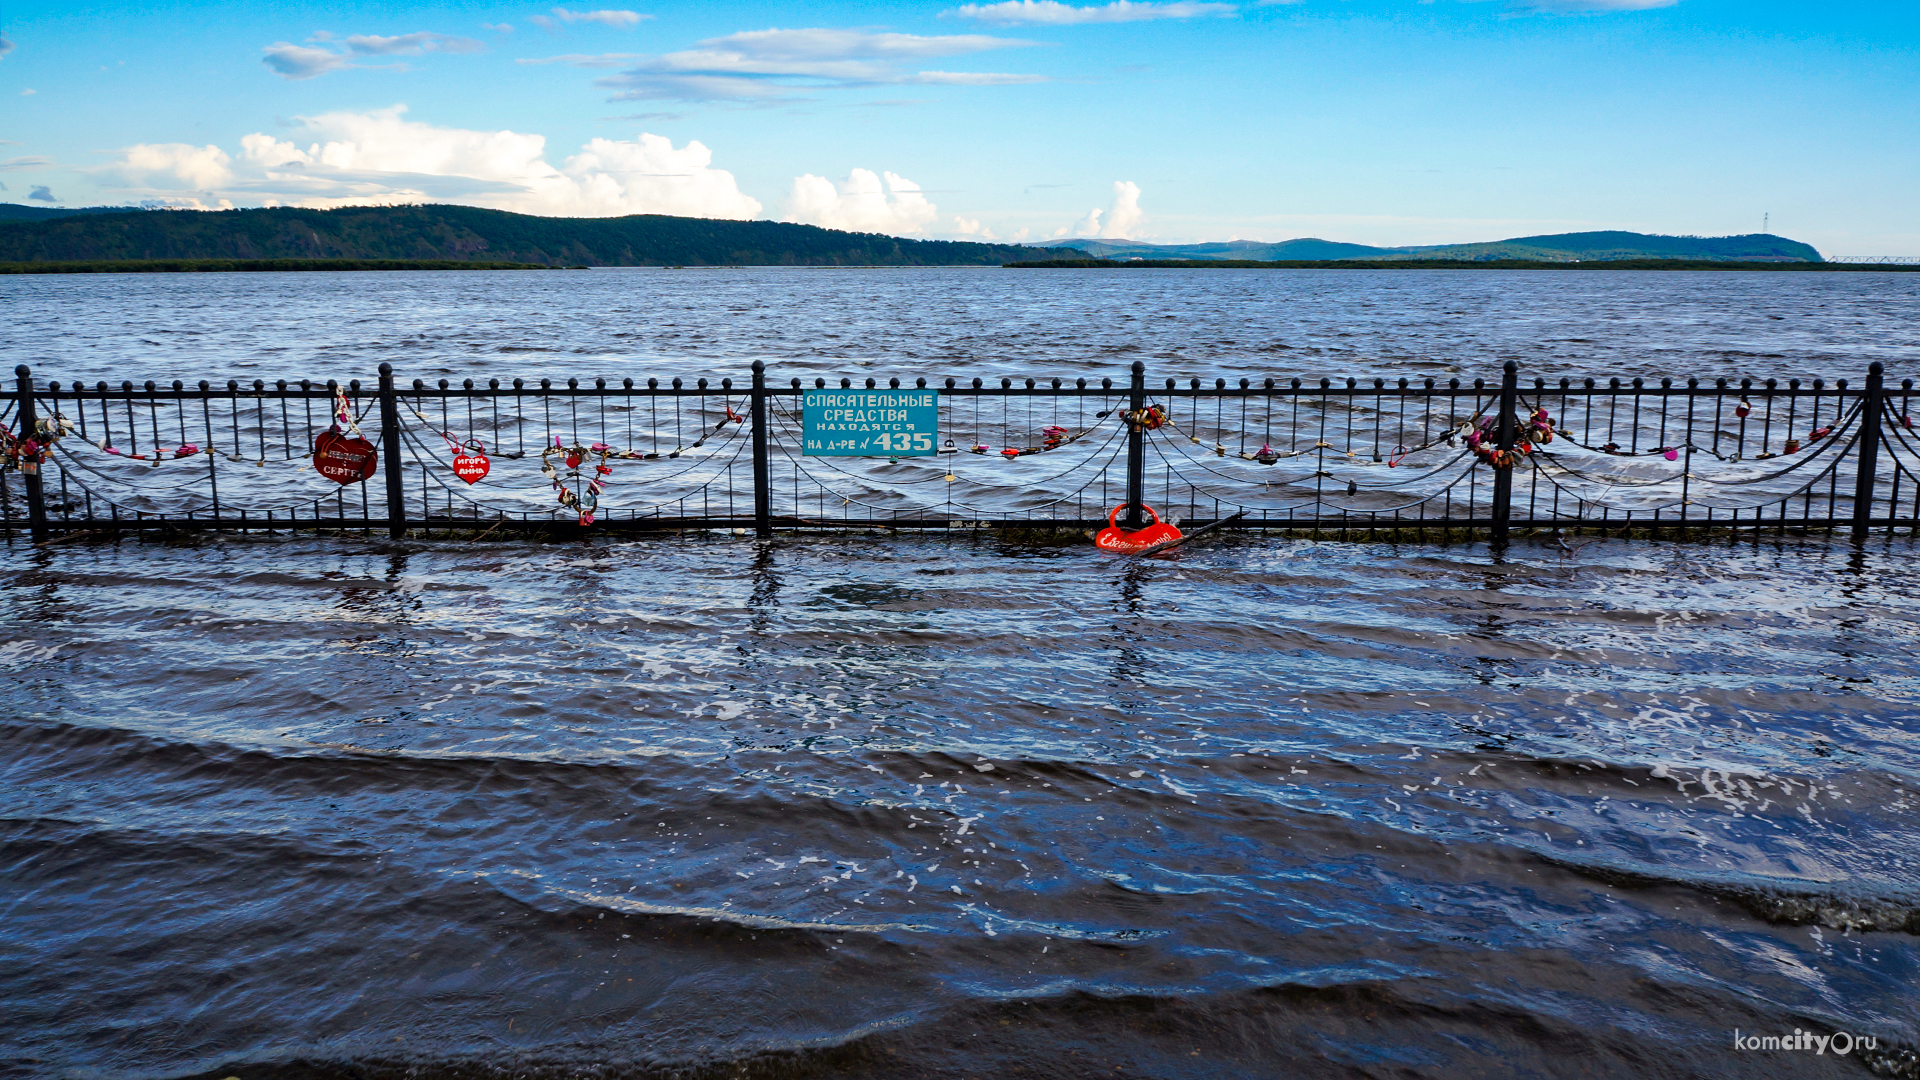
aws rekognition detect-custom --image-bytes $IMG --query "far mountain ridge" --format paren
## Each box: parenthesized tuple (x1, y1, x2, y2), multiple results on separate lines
(0, 204, 1078, 267)
(0, 206, 1822, 265)
(1039, 231, 1823, 263)
(0, 203, 158, 221)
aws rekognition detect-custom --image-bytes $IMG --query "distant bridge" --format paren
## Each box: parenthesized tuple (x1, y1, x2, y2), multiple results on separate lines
(1827, 255, 1920, 265)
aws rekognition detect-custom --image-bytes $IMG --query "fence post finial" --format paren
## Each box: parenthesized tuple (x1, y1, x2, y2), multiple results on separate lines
(751, 360, 771, 538)
(376, 363, 406, 539)
(1490, 361, 1519, 547)
(1851, 361, 1885, 543)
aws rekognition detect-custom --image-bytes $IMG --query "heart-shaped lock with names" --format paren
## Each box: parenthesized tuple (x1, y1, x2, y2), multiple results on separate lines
(452, 446, 491, 485)
(1094, 503, 1182, 553)
(313, 430, 378, 485)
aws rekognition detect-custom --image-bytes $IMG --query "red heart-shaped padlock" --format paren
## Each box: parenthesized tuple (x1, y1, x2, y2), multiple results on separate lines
(1094, 503, 1183, 553)
(313, 430, 378, 485)
(452, 448, 490, 485)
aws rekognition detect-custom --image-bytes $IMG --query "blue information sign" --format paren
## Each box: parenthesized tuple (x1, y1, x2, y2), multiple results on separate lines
(802, 389, 940, 456)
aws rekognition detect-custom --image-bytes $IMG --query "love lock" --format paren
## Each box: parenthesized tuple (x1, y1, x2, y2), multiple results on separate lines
(313, 430, 378, 485)
(1094, 503, 1182, 553)
(452, 441, 490, 485)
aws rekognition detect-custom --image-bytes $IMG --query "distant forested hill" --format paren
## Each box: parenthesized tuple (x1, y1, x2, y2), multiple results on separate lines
(1039, 230, 1822, 263)
(1041, 238, 1389, 261)
(0, 204, 1074, 267)
(0, 203, 146, 221)
(1390, 231, 1822, 263)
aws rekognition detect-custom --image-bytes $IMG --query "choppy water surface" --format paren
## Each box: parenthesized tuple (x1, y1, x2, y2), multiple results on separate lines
(5, 267, 1917, 385)
(4, 532, 1918, 1079)
(2, 269, 1919, 1079)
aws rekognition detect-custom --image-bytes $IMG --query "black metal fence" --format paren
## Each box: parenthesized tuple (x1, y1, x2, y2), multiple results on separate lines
(4, 360, 1915, 544)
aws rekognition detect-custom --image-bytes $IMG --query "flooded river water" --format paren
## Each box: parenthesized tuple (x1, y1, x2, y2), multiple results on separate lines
(2, 268, 1917, 1079)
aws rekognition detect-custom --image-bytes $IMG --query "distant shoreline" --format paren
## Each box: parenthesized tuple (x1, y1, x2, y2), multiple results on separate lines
(0, 258, 559, 275)
(7, 256, 1915, 275)
(1005, 258, 1920, 272)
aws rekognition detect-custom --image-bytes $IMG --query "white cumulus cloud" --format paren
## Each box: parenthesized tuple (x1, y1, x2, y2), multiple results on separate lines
(952, 215, 998, 240)
(1104, 180, 1144, 237)
(344, 32, 485, 56)
(530, 7, 650, 31)
(784, 169, 938, 234)
(557, 134, 763, 217)
(115, 143, 235, 189)
(262, 31, 485, 79)
(950, 0, 1235, 24)
(1072, 180, 1145, 238)
(557, 7, 648, 26)
(97, 107, 762, 219)
(588, 27, 1040, 101)
(141, 196, 238, 210)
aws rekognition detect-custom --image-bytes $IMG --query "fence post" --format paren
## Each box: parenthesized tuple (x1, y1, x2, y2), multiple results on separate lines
(377, 363, 406, 539)
(1125, 360, 1147, 529)
(1851, 361, 1885, 542)
(751, 360, 771, 538)
(14, 365, 47, 543)
(1490, 360, 1518, 546)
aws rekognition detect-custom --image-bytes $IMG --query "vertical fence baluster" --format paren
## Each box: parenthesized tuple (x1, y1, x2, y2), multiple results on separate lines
(378, 363, 406, 538)
(751, 360, 771, 537)
(1852, 361, 1885, 541)
(189, 382, 213, 531)
(1490, 361, 1518, 545)
(1902, 380, 1916, 532)
(1124, 361, 1146, 529)
(15, 365, 47, 542)
(1680, 378, 1697, 534)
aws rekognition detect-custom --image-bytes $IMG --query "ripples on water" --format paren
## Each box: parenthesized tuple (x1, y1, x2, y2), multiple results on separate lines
(5, 267, 1918, 385)
(1, 270, 1918, 1079)
(3, 533, 1917, 1078)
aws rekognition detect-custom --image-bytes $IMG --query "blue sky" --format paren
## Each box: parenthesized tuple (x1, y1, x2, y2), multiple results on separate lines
(2, 0, 1916, 252)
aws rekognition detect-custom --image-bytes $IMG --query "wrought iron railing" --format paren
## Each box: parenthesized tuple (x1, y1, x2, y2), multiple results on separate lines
(3, 360, 1913, 543)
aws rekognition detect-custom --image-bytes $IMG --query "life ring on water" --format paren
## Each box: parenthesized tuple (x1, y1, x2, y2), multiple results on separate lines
(1094, 503, 1183, 552)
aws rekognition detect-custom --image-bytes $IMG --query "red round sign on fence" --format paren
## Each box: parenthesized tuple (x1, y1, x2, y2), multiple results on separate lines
(452, 447, 490, 484)
(313, 430, 378, 485)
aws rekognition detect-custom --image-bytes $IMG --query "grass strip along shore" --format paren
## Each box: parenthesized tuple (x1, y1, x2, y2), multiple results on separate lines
(16, 257, 1915, 274)
(1005, 257, 1920, 272)
(1, 258, 558, 274)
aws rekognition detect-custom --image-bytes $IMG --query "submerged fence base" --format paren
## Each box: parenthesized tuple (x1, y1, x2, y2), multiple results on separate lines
(5, 360, 1915, 546)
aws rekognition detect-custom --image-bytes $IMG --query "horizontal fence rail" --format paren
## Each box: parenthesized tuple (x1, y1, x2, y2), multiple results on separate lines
(3, 361, 1914, 545)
